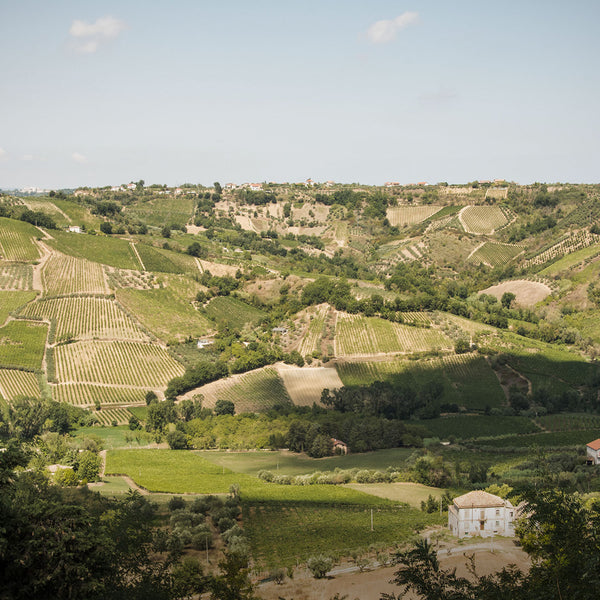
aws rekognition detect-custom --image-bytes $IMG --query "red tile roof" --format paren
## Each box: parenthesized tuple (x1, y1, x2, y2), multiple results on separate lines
(587, 439, 600, 451)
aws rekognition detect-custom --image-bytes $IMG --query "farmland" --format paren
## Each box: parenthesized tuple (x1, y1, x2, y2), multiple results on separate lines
(334, 313, 451, 355)
(535, 413, 600, 432)
(297, 304, 328, 357)
(277, 364, 344, 406)
(52, 382, 149, 407)
(41, 254, 107, 295)
(459, 206, 511, 234)
(0, 262, 33, 291)
(54, 340, 184, 387)
(94, 407, 134, 425)
(123, 195, 196, 228)
(0, 369, 40, 402)
(467, 242, 524, 267)
(21, 296, 149, 341)
(524, 230, 600, 269)
(0, 320, 48, 370)
(385, 205, 443, 226)
(203, 296, 266, 329)
(0, 217, 41, 261)
(0, 291, 37, 325)
(476, 430, 600, 448)
(418, 415, 539, 440)
(135, 243, 198, 275)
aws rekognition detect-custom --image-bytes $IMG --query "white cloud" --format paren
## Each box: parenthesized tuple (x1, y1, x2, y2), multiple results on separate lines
(69, 16, 126, 53)
(72, 152, 87, 164)
(366, 12, 419, 44)
(0, 148, 7, 160)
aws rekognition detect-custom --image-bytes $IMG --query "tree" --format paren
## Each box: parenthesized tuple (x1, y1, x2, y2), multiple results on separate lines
(213, 182, 222, 196)
(167, 430, 188, 450)
(501, 292, 516, 309)
(76, 450, 101, 481)
(306, 555, 334, 579)
(215, 399, 235, 416)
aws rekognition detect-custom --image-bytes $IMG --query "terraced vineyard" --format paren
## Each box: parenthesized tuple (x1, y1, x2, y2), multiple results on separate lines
(21, 297, 149, 341)
(386, 205, 443, 226)
(297, 304, 328, 357)
(277, 365, 344, 406)
(182, 367, 291, 413)
(53, 383, 148, 407)
(94, 407, 133, 425)
(0, 217, 41, 261)
(523, 230, 600, 268)
(0, 320, 48, 370)
(42, 254, 107, 296)
(334, 313, 451, 355)
(0, 369, 40, 401)
(55, 340, 184, 387)
(0, 262, 33, 290)
(460, 206, 510, 234)
(467, 242, 524, 267)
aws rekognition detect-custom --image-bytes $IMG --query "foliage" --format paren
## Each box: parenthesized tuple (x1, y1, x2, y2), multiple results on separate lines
(306, 554, 334, 578)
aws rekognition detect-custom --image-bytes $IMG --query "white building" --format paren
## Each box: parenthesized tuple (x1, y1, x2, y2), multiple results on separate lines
(587, 439, 600, 465)
(448, 490, 518, 538)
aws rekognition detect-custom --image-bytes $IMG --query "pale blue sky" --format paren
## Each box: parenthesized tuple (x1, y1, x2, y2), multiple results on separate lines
(1, 1, 599, 188)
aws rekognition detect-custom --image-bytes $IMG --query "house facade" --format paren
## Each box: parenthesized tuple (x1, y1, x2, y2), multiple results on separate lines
(587, 439, 600, 464)
(448, 491, 518, 538)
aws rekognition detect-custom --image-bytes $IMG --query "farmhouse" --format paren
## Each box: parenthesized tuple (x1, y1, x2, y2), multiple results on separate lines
(586, 438, 600, 465)
(331, 438, 348, 454)
(448, 490, 518, 538)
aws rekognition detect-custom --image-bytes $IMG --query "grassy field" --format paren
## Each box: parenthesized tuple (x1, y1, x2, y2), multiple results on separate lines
(116, 275, 212, 343)
(344, 482, 445, 507)
(538, 244, 600, 276)
(0, 217, 41, 261)
(52, 199, 103, 230)
(42, 254, 107, 295)
(46, 230, 141, 270)
(417, 415, 539, 440)
(123, 195, 196, 228)
(0, 320, 48, 369)
(203, 296, 266, 330)
(74, 425, 152, 450)
(0, 291, 37, 326)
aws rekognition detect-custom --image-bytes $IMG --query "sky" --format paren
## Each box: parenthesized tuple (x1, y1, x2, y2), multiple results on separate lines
(1, 0, 599, 189)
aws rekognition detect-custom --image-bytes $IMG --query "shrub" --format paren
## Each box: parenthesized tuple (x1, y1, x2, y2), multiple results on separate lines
(307, 555, 334, 579)
(168, 496, 187, 512)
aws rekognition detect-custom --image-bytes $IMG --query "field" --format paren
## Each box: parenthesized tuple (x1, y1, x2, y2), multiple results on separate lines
(477, 430, 600, 448)
(54, 340, 184, 387)
(93, 407, 134, 425)
(344, 482, 445, 507)
(203, 296, 266, 329)
(297, 304, 328, 357)
(198, 260, 240, 277)
(538, 244, 600, 276)
(41, 253, 107, 295)
(116, 275, 212, 343)
(385, 205, 443, 226)
(417, 415, 539, 440)
(21, 297, 148, 342)
(46, 230, 141, 270)
(478, 280, 552, 307)
(334, 313, 451, 355)
(0, 369, 40, 401)
(53, 383, 149, 407)
(459, 206, 510, 234)
(277, 364, 344, 406)
(0, 320, 48, 369)
(467, 242, 524, 268)
(104, 267, 157, 291)
(22, 199, 71, 226)
(0, 217, 41, 261)
(123, 195, 196, 228)
(0, 262, 33, 291)
(52, 199, 103, 230)
(135, 243, 198, 275)
(524, 230, 600, 269)
(181, 367, 291, 412)
(535, 413, 600, 432)
(0, 291, 37, 326)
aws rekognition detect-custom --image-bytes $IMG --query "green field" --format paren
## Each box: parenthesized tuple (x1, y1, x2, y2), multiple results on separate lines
(0, 369, 41, 401)
(123, 195, 196, 228)
(467, 242, 524, 267)
(0, 291, 37, 326)
(535, 413, 600, 432)
(135, 243, 197, 274)
(47, 230, 141, 270)
(52, 199, 103, 230)
(477, 430, 600, 448)
(203, 296, 266, 329)
(74, 425, 149, 450)
(53, 383, 149, 407)
(418, 415, 540, 440)
(0, 262, 33, 291)
(538, 244, 600, 276)
(116, 274, 212, 343)
(0, 320, 48, 369)
(0, 217, 41, 261)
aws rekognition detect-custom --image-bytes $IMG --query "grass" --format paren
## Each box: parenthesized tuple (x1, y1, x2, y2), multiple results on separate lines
(52, 199, 103, 230)
(203, 296, 267, 329)
(46, 230, 141, 269)
(0, 291, 37, 326)
(0, 320, 48, 369)
(344, 482, 446, 507)
(116, 274, 212, 343)
(538, 244, 600, 276)
(73, 425, 140, 450)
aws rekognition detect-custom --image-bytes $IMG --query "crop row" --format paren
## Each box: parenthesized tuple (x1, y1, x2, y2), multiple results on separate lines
(21, 296, 149, 342)
(55, 340, 185, 387)
(297, 304, 328, 357)
(0, 321, 48, 370)
(467, 242, 524, 268)
(386, 205, 443, 226)
(42, 254, 107, 296)
(0, 369, 40, 402)
(0, 218, 40, 261)
(94, 407, 133, 425)
(104, 266, 157, 291)
(52, 383, 149, 407)
(535, 413, 600, 432)
(278, 366, 343, 406)
(460, 206, 509, 234)
(0, 262, 33, 291)
(523, 230, 600, 268)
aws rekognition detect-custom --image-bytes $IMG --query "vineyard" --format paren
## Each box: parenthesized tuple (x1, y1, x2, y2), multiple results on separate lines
(0, 320, 48, 370)
(54, 340, 184, 387)
(459, 206, 510, 234)
(135, 244, 197, 275)
(94, 407, 134, 425)
(42, 253, 107, 296)
(385, 205, 443, 226)
(20, 297, 149, 341)
(105, 267, 157, 290)
(0, 369, 40, 402)
(523, 230, 600, 268)
(203, 296, 266, 330)
(420, 415, 539, 440)
(0, 291, 37, 326)
(182, 367, 291, 413)
(277, 365, 344, 406)
(0, 217, 41, 261)
(467, 242, 524, 267)
(334, 313, 451, 355)
(123, 195, 196, 228)
(52, 383, 149, 407)
(0, 262, 33, 291)
(535, 413, 600, 432)
(297, 304, 328, 357)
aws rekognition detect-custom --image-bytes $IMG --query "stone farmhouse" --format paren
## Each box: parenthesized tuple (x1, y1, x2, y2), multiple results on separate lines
(586, 438, 600, 465)
(448, 490, 518, 538)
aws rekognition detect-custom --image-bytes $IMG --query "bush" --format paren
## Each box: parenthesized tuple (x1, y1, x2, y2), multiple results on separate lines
(167, 430, 188, 450)
(307, 555, 334, 579)
(168, 496, 187, 512)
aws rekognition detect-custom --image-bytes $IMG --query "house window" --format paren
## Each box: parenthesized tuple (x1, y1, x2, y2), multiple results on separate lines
(495, 521, 500, 527)
(495, 509, 500, 516)
(510, 511, 513, 517)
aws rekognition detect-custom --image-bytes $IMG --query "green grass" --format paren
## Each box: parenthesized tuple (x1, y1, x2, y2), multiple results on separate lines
(116, 274, 212, 343)
(52, 199, 103, 230)
(46, 230, 141, 269)
(73, 425, 141, 450)
(344, 482, 445, 507)
(417, 416, 540, 440)
(203, 296, 267, 329)
(0, 291, 37, 326)
(538, 244, 600, 277)
(123, 195, 196, 228)
(0, 320, 48, 369)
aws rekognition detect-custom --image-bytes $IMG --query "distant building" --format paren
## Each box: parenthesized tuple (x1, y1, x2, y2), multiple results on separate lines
(587, 439, 600, 465)
(272, 327, 288, 335)
(384, 182, 401, 187)
(67, 226, 82, 234)
(448, 491, 519, 538)
(331, 438, 348, 455)
(197, 339, 212, 349)
(249, 183, 263, 191)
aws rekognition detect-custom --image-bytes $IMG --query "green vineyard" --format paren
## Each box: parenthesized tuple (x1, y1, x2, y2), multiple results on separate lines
(0, 217, 41, 261)
(0, 369, 41, 402)
(0, 262, 33, 291)
(0, 320, 48, 370)
(460, 206, 510, 234)
(467, 242, 524, 267)
(42, 254, 108, 296)
(52, 383, 150, 407)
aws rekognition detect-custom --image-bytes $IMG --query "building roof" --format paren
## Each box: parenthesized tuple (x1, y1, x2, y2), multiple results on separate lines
(453, 491, 505, 509)
(587, 439, 600, 451)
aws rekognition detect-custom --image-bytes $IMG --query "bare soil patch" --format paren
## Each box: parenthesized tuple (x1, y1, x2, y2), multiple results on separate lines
(479, 280, 551, 307)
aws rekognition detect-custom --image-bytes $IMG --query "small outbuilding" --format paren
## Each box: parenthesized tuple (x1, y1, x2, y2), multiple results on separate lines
(586, 439, 600, 465)
(448, 490, 518, 538)
(331, 438, 348, 455)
